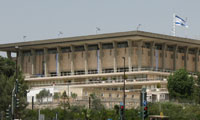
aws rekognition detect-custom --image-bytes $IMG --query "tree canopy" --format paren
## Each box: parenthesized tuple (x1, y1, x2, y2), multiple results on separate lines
(0, 56, 28, 117)
(194, 72, 200, 104)
(36, 89, 51, 102)
(167, 69, 194, 101)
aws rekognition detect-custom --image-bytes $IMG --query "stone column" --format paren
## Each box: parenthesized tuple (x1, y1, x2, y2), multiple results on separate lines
(184, 47, 189, 70)
(128, 40, 132, 72)
(98, 43, 102, 73)
(162, 43, 166, 71)
(57, 47, 61, 76)
(195, 48, 199, 72)
(173, 45, 178, 71)
(70, 46, 75, 75)
(44, 48, 48, 77)
(7, 51, 11, 59)
(113, 41, 117, 73)
(150, 42, 155, 70)
(31, 49, 36, 75)
(84, 44, 88, 74)
(137, 41, 143, 70)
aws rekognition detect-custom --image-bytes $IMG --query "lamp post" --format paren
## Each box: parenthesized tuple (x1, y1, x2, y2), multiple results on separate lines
(122, 57, 126, 120)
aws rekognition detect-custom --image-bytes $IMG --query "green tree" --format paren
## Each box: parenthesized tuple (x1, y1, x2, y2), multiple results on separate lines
(60, 91, 70, 109)
(89, 93, 104, 110)
(194, 72, 200, 104)
(71, 92, 77, 100)
(167, 69, 194, 102)
(36, 89, 51, 103)
(53, 92, 60, 101)
(0, 56, 28, 118)
(148, 102, 200, 120)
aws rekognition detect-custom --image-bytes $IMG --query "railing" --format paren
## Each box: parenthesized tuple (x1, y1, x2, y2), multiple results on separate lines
(27, 67, 176, 79)
(148, 88, 168, 92)
(30, 78, 167, 87)
(27, 67, 198, 79)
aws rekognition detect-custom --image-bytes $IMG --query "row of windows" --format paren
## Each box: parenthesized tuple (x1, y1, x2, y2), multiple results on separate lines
(22, 50, 200, 65)
(22, 45, 198, 56)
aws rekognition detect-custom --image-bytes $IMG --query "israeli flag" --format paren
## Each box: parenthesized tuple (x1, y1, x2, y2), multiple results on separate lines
(175, 15, 188, 28)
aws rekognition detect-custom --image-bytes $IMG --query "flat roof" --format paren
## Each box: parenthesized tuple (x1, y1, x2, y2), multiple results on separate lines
(0, 30, 200, 52)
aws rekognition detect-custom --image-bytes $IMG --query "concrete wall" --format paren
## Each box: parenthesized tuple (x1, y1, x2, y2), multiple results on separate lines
(88, 50, 98, 70)
(188, 54, 195, 72)
(165, 51, 173, 70)
(35, 55, 44, 75)
(176, 53, 184, 70)
(102, 49, 114, 69)
(60, 53, 71, 71)
(132, 47, 138, 67)
(74, 51, 85, 70)
(48, 54, 56, 73)
(117, 48, 129, 68)
(23, 56, 32, 75)
(20, 42, 200, 76)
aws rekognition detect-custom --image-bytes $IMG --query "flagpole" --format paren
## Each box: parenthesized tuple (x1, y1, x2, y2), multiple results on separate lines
(172, 13, 176, 36)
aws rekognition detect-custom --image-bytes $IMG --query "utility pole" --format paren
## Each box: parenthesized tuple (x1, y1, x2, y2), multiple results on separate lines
(140, 88, 148, 120)
(11, 46, 19, 119)
(122, 57, 126, 120)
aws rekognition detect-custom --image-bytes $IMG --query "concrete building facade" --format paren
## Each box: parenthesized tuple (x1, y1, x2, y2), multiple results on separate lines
(0, 31, 199, 108)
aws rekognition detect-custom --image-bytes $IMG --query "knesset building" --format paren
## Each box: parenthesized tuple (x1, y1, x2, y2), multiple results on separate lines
(0, 31, 199, 108)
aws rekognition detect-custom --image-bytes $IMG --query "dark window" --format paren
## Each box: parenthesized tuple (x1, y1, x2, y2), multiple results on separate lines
(75, 70, 85, 75)
(117, 67, 129, 72)
(61, 71, 71, 76)
(88, 44, 98, 50)
(178, 47, 185, 53)
(88, 70, 98, 74)
(50, 72, 57, 77)
(144, 42, 151, 48)
(48, 48, 57, 54)
(155, 44, 162, 50)
(117, 42, 128, 48)
(23, 51, 31, 56)
(61, 47, 71, 53)
(102, 43, 113, 49)
(103, 68, 114, 73)
(167, 46, 174, 51)
(189, 49, 195, 54)
(36, 50, 44, 55)
(74, 46, 85, 52)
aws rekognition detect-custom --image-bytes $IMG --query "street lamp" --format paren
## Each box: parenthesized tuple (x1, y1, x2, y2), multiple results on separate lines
(122, 57, 126, 120)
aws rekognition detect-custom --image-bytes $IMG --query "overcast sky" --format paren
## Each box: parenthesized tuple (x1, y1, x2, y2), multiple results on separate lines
(0, 0, 200, 56)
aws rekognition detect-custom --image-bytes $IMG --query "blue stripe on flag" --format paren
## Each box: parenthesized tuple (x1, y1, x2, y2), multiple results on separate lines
(175, 15, 186, 22)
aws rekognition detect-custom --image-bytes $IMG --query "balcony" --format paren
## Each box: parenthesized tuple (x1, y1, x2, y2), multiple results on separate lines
(29, 78, 167, 88)
(26, 67, 175, 79)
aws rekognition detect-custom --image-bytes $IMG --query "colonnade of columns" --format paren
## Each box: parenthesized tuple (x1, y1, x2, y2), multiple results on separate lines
(6, 40, 200, 77)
